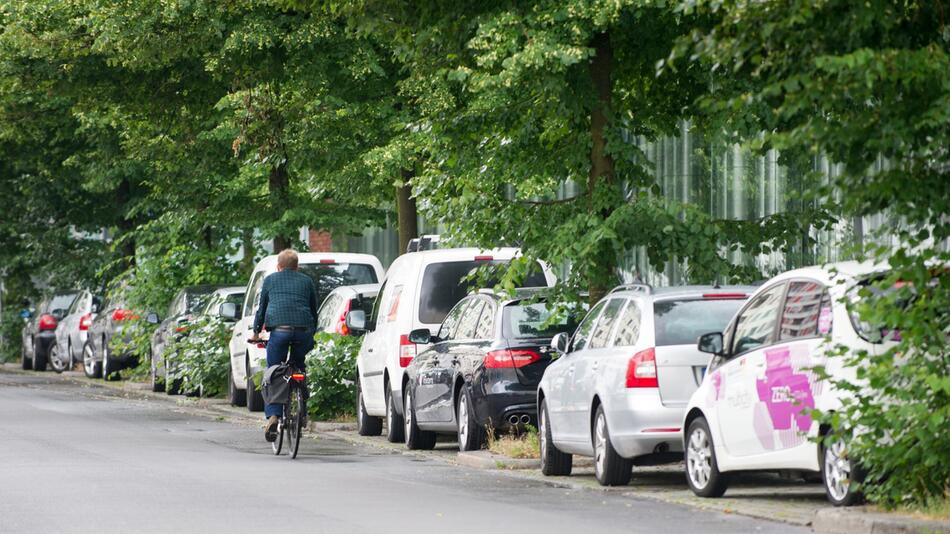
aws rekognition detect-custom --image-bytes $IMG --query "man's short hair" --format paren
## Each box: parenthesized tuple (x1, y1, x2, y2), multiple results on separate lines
(277, 249, 299, 270)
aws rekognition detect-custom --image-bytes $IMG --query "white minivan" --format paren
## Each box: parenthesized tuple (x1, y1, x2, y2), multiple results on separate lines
(347, 248, 555, 442)
(225, 252, 384, 410)
(682, 262, 895, 506)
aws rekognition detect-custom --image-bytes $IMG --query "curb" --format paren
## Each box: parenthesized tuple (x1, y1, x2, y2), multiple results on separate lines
(456, 450, 540, 470)
(813, 507, 950, 534)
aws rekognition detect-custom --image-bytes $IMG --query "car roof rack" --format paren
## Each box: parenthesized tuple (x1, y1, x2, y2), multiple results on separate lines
(609, 283, 652, 295)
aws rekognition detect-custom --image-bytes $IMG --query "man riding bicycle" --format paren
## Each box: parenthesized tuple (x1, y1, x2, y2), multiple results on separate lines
(250, 249, 318, 443)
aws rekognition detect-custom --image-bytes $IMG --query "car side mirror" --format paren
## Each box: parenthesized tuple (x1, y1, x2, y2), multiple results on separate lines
(697, 332, 724, 355)
(145, 312, 161, 325)
(219, 302, 239, 321)
(551, 332, 570, 354)
(407, 328, 432, 345)
(345, 310, 367, 332)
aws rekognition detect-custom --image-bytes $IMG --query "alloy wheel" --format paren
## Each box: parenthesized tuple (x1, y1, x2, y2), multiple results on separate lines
(687, 427, 712, 489)
(458, 396, 469, 446)
(824, 440, 852, 501)
(594, 412, 607, 478)
(83, 345, 94, 376)
(539, 407, 548, 461)
(50, 345, 66, 372)
(404, 389, 412, 438)
(385, 388, 393, 431)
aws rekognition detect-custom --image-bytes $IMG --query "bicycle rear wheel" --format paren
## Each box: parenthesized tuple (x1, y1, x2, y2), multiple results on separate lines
(272, 410, 285, 456)
(289, 384, 305, 459)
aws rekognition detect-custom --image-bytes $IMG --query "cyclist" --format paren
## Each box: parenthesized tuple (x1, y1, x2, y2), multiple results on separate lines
(249, 249, 318, 443)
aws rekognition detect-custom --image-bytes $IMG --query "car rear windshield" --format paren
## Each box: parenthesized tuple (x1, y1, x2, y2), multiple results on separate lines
(299, 263, 379, 307)
(653, 298, 745, 347)
(48, 293, 78, 313)
(418, 260, 548, 324)
(502, 301, 583, 339)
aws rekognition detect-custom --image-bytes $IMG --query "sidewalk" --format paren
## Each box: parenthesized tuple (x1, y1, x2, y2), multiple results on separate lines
(5, 364, 947, 533)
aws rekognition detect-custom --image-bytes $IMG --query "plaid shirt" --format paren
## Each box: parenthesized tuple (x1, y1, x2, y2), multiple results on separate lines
(253, 270, 319, 334)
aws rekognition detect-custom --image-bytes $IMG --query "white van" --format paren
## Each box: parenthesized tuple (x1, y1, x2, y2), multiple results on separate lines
(226, 252, 384, 410)
(348, 248, 555, 441)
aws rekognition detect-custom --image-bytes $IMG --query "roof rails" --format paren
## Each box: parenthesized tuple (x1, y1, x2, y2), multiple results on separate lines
(406, 234, 441, 253)
(609, 283, 652, 295)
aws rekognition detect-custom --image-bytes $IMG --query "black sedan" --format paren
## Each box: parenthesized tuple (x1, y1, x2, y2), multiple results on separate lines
(402, 289, 582, 451)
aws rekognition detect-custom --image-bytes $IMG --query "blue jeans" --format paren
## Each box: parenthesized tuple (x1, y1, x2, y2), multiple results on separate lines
(264, 328, 315, 418)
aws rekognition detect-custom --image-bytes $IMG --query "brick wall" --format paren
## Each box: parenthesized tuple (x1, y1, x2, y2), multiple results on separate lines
(308, 229, 332, 252)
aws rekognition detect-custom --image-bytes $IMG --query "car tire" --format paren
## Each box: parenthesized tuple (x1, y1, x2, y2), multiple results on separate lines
(384, 381, 404, 443)
(685, 416, 729, 498)
(165, 359, 182, 395)
(356, 377, 382, 436)
(33, 341, 48, 372)
(227, 366, 246, 407)
(821, 429, 864, 506)
(592, 405, 632, 486)
(539, 398, 572, 476)
(101, 342, 118, 381)
(50, 343, 67, 373)
(150, 351, 165, 392)
(21, 343, 32, 370)
(83, 342, 102, 379)
(456, 388, 484, 452)
(404, 386, 436, 450)
(246, 362, 264, 412)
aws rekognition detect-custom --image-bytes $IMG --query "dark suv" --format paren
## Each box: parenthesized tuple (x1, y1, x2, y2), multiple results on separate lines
(21, 291, 79, 371)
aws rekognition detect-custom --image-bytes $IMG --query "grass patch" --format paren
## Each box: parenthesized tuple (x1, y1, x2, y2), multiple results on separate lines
(487, 425, 540, 459)
(893, 494, 950, 520)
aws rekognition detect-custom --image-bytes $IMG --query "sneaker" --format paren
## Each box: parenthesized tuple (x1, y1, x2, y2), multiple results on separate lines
(264, 416, 279, 442)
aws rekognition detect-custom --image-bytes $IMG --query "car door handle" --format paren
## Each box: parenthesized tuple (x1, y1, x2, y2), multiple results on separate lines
(367, 348, 373, 353)
(235, 332, 242, 338)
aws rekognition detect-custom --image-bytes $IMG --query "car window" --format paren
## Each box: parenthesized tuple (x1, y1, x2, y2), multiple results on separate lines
(244, 273, 264, 317)
(588, 298, 625, 349)
(731, 284, 786, 356)
(456, 300, 486, 340)
(473, 302, 496, 339)
(298, 263, 379, 308)
(49, 293, 78, 314)
(386, 285, 403, 323)
(225, 292, 244, 308)
(572, 300, 607, 352)
(653, 298, 747, 347)
(780, 281, 830, 340)
(67, 293, 85, 315)
(186, 289, 215, 314)
(439, 299, 471, 341)
(418, 259, 548, 325)
(502, 300, 584, 339)
(369, 281, 387, 328)
(612, 300, 642, 347)
(316, 294, 339, 330)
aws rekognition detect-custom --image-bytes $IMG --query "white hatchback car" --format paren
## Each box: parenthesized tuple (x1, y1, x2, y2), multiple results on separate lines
(347, 248, 555, 442)
(538, 285, 753, 486)
(682, 262, 887, 506)
(226, 252, 384, 410)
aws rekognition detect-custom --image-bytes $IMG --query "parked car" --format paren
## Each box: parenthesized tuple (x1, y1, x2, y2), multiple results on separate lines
(347, 248, 555, 443)
(538, 284, 753, 486)
(225, 253, 385, 410)
(20, 291, 79, 371)
(315, 283, 380, 336)
(402, 289, 583, 451)
(682, 262, 900, 506)
(50, 290, 102, 373)
(201, 286, 246, 321)
(147, 285, 226, 393)
(83, 295, 140, 380)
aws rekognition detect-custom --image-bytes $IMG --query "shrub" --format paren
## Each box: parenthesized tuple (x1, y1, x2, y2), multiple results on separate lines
(167, 315, 232, 397)
(304, 333, 360, 421)
(0, 308, 26, 363)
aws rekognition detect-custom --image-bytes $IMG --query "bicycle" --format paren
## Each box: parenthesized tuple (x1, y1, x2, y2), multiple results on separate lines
(248, 337, 307, 459)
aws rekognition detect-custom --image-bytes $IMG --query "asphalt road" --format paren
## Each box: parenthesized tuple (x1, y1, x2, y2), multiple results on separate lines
(0, 370, 807, 534)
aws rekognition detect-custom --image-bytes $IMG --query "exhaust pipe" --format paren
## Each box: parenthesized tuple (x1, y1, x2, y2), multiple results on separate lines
(654, 442, 669, 453)
(519, 415, 531, 425)
(508, 414, 520, 425)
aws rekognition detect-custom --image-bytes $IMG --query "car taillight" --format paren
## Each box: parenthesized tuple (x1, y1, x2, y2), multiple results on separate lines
(175, 316, 192, 333)
(112, 309, 138, 321)
(79, 313, 93, 331)
(702, 293, 747, 300)
(319, 258, 336, 264)
(38, 314, 57, 331)
(484, 349, 541, 368)
(399, 334, 417, 367)
(626, 348, 658, 388)
(335, 300, 353, 336)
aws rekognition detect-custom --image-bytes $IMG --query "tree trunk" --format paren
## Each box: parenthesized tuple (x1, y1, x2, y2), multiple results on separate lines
(116, 177, 136, 269)
(241, 228, 256, 276)
(269, 161, 292, 252)
(396, 168, 419, 254)
(586, 31, 616, 305)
